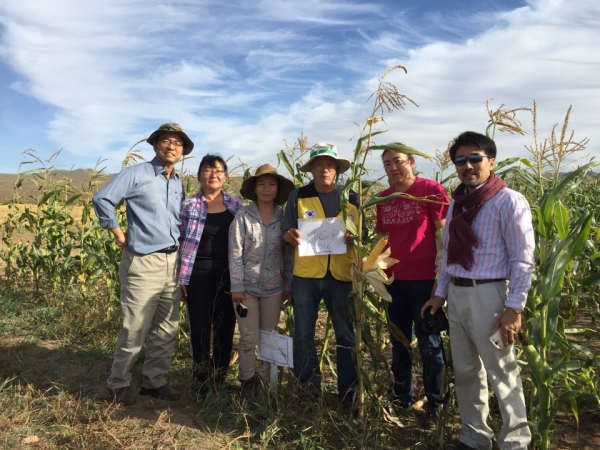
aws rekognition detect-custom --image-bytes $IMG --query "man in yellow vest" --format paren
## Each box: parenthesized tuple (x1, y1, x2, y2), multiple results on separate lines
(282, 143, 359, 406)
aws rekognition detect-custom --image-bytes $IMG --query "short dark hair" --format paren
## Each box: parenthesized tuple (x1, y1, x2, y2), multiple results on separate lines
(381, 143, 413, 162)
(448, 132, 497, 162)
(198, 154, 228, 175)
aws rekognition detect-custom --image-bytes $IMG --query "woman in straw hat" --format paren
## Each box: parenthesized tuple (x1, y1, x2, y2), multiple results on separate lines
(228, 164, 295, 398)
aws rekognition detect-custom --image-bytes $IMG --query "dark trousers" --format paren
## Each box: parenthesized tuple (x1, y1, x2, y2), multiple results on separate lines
(387, 279, 447, 412)
(185, 268, 235, 383)
(292, 273, 358, 395)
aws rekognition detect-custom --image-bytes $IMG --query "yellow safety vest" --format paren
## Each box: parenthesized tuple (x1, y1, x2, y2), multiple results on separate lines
(293, 184, 359, 282)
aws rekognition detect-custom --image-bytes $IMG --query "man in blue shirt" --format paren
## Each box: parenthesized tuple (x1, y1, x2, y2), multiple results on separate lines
(93, 123, 193, 406)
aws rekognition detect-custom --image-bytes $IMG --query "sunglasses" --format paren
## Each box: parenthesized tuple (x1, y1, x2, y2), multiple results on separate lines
(453, 153, 490, 167)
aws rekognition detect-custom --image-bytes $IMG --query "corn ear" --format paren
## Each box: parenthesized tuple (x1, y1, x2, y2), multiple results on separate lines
(522, 341, 550, 387)
(364, 234, 388, 271)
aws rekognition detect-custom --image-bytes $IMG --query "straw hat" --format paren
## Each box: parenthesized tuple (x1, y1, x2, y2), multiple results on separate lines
(147, 122, 194, 155)
(239, 164, 295, 205)
(298, 143, 351, 173)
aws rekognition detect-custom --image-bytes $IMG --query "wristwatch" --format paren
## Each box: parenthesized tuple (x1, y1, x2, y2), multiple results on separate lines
(506, 307, 523, 315)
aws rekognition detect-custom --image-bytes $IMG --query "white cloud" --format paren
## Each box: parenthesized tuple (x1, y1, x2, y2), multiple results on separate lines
(0, 0, 598, 179)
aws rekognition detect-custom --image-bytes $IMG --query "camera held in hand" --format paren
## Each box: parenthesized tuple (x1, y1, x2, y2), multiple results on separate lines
(236, 303, 248, 318)
(418, 306, 449, 335)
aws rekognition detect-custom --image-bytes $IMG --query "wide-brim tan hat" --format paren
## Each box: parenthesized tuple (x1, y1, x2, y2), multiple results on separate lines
(147, 122, 194, 155)
(298, 143, 351, 173)
(240, 164, 296, 205)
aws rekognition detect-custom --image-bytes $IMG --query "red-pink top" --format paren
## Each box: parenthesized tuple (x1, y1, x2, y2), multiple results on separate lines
(375, 177, 449, 280)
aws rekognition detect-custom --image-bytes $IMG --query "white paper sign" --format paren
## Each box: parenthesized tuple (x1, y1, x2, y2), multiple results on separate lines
(258, 330, 294, 368)
(297, 218, 347, 257)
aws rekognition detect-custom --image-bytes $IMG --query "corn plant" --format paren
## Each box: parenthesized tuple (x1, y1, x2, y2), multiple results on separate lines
(486, 101, 599, 449)
(332, 66, 444, 420)
(522, 162, 597, 450)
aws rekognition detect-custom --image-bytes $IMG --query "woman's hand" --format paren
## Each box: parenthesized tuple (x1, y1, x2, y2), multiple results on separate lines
(282, 290, 293, 307)
(179, 284, 188, 303)
(232, 292, 245, 305)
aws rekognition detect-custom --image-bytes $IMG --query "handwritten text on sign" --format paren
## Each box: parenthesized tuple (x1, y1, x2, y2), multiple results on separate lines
(298, 218, 346, 257)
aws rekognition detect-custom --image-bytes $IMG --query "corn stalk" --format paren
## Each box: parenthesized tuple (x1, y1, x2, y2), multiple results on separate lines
(523, 161, 597, 449)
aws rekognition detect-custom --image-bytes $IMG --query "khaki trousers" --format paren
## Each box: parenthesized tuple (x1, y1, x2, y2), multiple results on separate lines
(448, 281, 531, 450)
(234, 292, 283, 381)
(107, 250, 180, 390)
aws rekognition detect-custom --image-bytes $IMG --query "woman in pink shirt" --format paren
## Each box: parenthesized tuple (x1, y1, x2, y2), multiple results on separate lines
(375, 144, 449, 420)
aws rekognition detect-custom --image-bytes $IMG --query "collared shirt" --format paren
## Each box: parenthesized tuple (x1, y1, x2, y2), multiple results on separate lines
(178, 190, 243, 285)
(435, 187, 535, 309)
(92, 157, 184, 255)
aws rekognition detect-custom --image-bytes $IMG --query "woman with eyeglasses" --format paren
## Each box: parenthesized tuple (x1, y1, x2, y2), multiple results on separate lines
(179, 154, 243, 392)
(375, 143, 450, 422)
(228, 164, 295, 399)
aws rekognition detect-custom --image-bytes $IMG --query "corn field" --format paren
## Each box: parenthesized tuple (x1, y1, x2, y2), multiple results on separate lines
(1, 69, 599, 449)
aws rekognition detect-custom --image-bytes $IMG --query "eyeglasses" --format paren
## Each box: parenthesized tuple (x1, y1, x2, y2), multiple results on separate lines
(454, 153, 490, 167)
(384, 158, 410, 168)
(201, 168, 226, 176)
(159, 138, 184, 148)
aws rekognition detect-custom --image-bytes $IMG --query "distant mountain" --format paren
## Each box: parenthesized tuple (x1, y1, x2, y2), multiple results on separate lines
(0, 169, 245, 203)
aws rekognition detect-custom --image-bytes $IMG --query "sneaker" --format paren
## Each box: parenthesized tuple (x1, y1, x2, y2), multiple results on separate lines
(107, 386, 136, 406)
(139, 384, 181, 401)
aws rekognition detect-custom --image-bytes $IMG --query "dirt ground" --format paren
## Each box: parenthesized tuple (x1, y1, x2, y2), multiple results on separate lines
(1, 310, 599, 449)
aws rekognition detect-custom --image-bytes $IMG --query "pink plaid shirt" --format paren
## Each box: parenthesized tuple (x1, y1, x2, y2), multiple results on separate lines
(178, 190, 243, 285)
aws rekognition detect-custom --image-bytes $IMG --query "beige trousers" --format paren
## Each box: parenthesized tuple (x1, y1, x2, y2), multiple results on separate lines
(448, 281, 531, 450)
(107, 250, 180, 390)
(235, 292, 283, 381)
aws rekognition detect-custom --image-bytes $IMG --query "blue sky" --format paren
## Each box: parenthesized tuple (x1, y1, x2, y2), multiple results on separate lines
(0, 0, 598, 178)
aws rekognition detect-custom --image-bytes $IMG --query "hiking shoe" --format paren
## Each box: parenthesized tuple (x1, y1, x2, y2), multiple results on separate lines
(339, 389, 360, 418)
(424, 409, 441, 427)
(240, 376, 262, 402)
(338, 389, 356, 409)
(139, 384, 181, 401)
(107, 386, 136, 406)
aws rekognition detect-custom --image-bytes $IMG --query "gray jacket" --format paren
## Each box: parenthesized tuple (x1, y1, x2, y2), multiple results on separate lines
(229, 202, 293, 295)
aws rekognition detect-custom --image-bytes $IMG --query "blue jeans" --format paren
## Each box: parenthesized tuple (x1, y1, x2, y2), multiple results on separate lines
(387, 279, 447, 412)
(292, 273, 358, 395)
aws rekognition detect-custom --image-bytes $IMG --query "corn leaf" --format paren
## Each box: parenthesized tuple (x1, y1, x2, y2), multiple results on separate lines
(553, 201, 569, 240)
(538, 161, 595, 237)
(369, 143, 433, 160)
(360, 191, 448, 210)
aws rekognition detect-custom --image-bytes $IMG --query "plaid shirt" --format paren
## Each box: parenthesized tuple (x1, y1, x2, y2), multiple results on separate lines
(178, 190, 243, 285)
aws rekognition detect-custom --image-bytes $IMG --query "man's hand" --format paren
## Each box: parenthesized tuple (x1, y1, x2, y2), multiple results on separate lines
(344, 231, 354, 245)
(179, 284, 188, 303)
(282, 290, 293, 307)
(284, 228, 301, 247)
(421, 296, 445, 318)
(491, 308, 522, 347)
(110, 227, 128, 248)
(232, 292, 245, 306)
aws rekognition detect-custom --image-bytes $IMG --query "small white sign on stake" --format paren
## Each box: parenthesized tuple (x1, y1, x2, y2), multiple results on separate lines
(258, 330, 293, 368)
(297, 218, 346, 257)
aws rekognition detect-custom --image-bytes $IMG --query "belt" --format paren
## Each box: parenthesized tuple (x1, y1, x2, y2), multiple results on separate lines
(450, 276, 505, 287)
(155, 245, 179, 254)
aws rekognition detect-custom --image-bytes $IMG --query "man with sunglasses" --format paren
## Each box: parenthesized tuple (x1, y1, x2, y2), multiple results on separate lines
(422, 131, 534, 450)
(93, 123, 193, 406)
